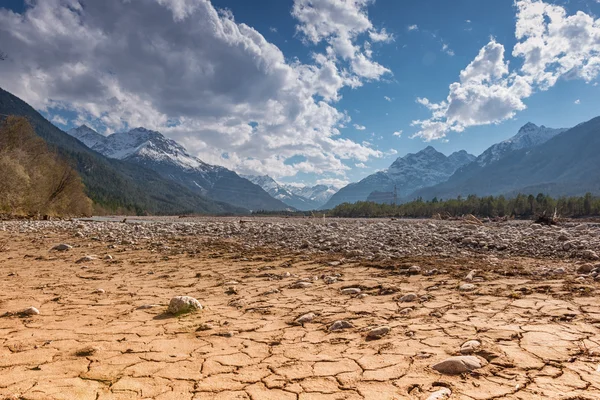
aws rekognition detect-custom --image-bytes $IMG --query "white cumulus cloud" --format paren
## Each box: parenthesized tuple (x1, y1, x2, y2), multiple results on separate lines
(413, 0, 600, 141)
(0, 0, 389, 179)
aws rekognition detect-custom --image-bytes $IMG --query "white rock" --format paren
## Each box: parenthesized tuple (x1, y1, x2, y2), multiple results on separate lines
(136, 304, 160, 310)
(465, 270, 476, 281)
(52, 244, 72, 251)
(21, 306, 40, 316)
(398, 293, 418, 303)
(366, 325, 390, 340)
(341, 287, 361, 295)
(328, 320, 354, 331)
(76, 255, 96, 263)
(167, 296, 202, 314)
(459, 283, 476, 292)
(290, 281, 312, 289)
(426, 387, 452, 400)
(432, 356, 482, 374)
(93, 288, 105, 294)
(460, 340, 481, 354)
(294, 312, 316, 325)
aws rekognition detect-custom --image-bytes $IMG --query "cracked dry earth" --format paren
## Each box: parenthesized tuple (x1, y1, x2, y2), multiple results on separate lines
(2, 223, 600, 399)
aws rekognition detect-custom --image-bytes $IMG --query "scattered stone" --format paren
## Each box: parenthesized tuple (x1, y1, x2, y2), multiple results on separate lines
(357, 293, 369, 299)
(398, 293, 418, 303)
(20, 307, 40, 316)
(460, 340, 481, 354)
(578, 264, 594, 274)
(407, 265, 421, 274)
(432, 356, 483, 374)
(426, 387, 452, 400)
(328, 320, 354, 331)
(93, 288, 105, 294)
(167, 296, 202, 315)
(136, 304, 159, 310)
(399, 307, 413, 315)
(294, 312, 316, 325)
(104, 254, 113, 260)
(52, 244, 72, 251)
(366, 326, 390, 340)
(465, 270, 476, 281)
(459, 283, 476, 292)
(196, 323, 214, 331)
(76, 255, 96, 263)
(290, 281, 312, 289)
(75, 346, 99, 357)
(341, 287, 361, 295)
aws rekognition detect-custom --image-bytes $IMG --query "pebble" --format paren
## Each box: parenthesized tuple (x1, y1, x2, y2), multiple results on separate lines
(341, 287, 361, 295)
(366, 325, 390, 340)
(196, 323, 214, 331)
(20, 307, 40, 316)
(76, 255, 96, 263)
(460, 340, 481, 354)
(465, 270, 476, 281)
(328, 320, 354, 331)
(426, 388, 452, 400)
(432, 356, 483, 374)
(136, 304, 159, 310)
(398, 293, 418, 302)
(93, 288, 105, 294)
(167, 296, 202, 314)
(294, 312, 316, 325)
(290, 281, 312, 289)
(407, 265, 421, 274)
(459, 283, 476, 292)
(52, 244, 72, 251)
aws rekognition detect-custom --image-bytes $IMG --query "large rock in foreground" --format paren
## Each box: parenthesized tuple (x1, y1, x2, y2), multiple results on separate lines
(167, 296, 202, 315)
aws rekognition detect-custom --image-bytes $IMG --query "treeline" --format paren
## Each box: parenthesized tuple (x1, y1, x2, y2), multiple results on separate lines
(0, 116, 92, 217)
(328, 193, 600, 219)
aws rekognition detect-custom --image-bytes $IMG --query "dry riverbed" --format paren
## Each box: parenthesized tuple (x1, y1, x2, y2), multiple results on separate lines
(1, 217, 600, 399)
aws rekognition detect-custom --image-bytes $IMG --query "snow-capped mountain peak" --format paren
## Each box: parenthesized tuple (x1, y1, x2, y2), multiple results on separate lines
(476, 123, 568, 167)
(68, 125, 106, 148)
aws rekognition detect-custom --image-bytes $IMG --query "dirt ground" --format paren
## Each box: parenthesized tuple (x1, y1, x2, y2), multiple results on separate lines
(1, 228, 600, 399)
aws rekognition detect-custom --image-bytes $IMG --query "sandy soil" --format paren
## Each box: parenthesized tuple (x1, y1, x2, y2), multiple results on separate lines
(1, 224, 600, 399)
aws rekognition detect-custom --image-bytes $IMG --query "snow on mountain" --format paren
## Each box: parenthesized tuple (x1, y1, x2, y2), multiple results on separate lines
(476, 123, 567, 167)
(285, 184, 340, 205)
(322, 146, 475, 209)
(68, 125, 106, 149)
(67, 126, 290, 211)
(243, 175, 338, 210)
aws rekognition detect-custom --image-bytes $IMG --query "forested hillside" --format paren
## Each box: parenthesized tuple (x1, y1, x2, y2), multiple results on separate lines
(0, 87, 245, 215)
(0, 117, 92, 217)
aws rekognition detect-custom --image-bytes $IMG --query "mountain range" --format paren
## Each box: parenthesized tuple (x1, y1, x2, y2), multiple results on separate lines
(67, 125, 290, 212)
(321, 147, 476, 209)
(3, 85, 600, 215)
(409, 118, 600, 201)
(242, 175, 338, 210)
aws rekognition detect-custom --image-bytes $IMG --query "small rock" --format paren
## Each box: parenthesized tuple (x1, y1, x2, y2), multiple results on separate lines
(167, 296, 202, 315)
(366, 325, 390, 340)
(426, 387, 452, 400)
(458, 283, 476, 292)
(432, 356, 483, 374)
(76, 255, 96, 263)
(196, 323, 214, 331)
(328, 320, 354, 331)
(577, 264, 594, 274)
(52, 244, 72, 251)
(460, 340, 481, 354)
(136, 304, 159, 310)
(398, 293, 418, 303)
(223, 281, 239, 285)
(407, 265, 421, 275)
(104, 255, 113, 260)
(290, 281, 312, 289)
(20, 307, 40, 316)
(399, 307, 413, 315)
(465, 270, 476, 281)
(357, 293, 369, 299)
(341, 287, 361, 295)
(93, 288, 105, 294)
(582, 250, 599, 260)
(75, 346, 99, 357)
(294, 312, 316, 325)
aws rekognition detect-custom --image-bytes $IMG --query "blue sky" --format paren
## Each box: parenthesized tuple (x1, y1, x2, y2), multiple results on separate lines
(1, 0, 599, 188)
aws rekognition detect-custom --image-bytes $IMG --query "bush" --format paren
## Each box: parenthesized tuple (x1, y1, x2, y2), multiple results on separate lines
(0, 116, 92, 217)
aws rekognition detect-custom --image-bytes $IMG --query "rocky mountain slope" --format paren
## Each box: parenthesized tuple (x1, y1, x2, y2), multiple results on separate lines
(68, 126, 291, 211)
(322, 147, 475, 209)
(410, 118, 600, 200)
(0, 87, 243, 215)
